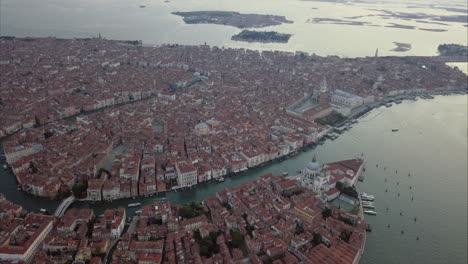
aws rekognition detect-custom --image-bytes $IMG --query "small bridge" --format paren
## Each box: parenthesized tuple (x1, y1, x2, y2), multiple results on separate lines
(54, 195, 75, 217)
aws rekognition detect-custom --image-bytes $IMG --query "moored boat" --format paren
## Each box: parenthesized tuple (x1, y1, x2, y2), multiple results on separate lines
(360, 192, 374, 198)
(364, 210, 377, 215)
(128, 202, 142, 208)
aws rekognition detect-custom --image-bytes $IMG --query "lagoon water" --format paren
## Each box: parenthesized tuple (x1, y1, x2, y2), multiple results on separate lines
(1, 95, 467, 264)
(1, 0, 467, 57)
(0, 0, 467, 263)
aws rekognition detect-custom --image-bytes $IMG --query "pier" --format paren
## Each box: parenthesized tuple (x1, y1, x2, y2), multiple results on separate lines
(54, 195, 75, 217)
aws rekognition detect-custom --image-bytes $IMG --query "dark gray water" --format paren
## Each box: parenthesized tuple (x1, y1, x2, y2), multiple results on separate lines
(1, 95, 467, 263)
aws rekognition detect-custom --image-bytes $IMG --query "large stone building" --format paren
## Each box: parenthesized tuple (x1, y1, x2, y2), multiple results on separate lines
(0, 214, 54, 262)
(300, 155, 365, 201)
(176, 162, 198, 187)
(331, 89, 364, 116)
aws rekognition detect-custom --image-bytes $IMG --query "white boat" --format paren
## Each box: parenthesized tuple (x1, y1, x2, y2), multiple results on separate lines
(361, 196, 374, 201)
(128, 203, 142, 208)
(363, 204, 375, 209)
(360, 193, 375, 199)
(135, 210, 142, 215)
(364, 210, 377, 215)
(217, 177, 225, 182)
(39, 209, 48, 214)
(3, 164, 7, 169)
(282, 172, 288, 176)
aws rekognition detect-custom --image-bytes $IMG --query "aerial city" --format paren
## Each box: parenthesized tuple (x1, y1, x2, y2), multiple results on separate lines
(0, 0, 467, 264)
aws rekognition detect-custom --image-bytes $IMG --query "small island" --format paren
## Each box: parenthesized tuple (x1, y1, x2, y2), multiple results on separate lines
(418, 28, 448, 32)
(391, 42, 412, 52)
(172, 11, 293, 28)
(385, 23, 416, 30)
(231, 30, 292, 43)
(307, 17, 369, 26)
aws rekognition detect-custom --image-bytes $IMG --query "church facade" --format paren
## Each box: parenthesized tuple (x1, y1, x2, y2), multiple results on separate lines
(299, 156, 366, 202)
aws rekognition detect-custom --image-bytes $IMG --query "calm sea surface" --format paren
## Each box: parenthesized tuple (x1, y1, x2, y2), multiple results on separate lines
(1, 0, 467, 57)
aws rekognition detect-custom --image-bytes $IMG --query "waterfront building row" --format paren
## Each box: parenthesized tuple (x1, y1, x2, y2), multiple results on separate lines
(0, 172, 367, 264)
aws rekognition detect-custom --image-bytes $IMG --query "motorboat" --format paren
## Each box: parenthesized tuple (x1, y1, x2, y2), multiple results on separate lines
(364, 210, 377, 215)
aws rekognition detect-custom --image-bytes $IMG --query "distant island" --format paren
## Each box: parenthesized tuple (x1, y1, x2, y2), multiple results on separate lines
(391, 42, 412, 52)
(231, 30, 292, 43)
(418, 28, 448, 32)
(307, 17, 369, 26)
(438, 44, 468, 57)
(385, 23, 415, 30)
(172, 11, 293, 28)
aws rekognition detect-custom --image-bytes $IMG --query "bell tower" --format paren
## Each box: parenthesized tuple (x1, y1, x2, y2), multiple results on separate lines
(319, 77, 328, 105)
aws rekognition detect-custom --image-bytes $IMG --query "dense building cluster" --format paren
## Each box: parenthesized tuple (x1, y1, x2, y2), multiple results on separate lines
(1, 37, 466, 199)
(0, 174, 367, 264)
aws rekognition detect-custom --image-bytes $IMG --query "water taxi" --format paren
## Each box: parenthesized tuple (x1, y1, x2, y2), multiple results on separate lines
(360, 192, 374, 198)
(360, 193, 375, 201)
(362, 204, 375, 209)
(128, 203, 142, 208)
